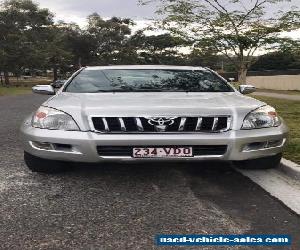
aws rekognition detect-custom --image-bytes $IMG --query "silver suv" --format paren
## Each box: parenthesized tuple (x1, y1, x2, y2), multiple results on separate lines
(21, 65, 288, 172)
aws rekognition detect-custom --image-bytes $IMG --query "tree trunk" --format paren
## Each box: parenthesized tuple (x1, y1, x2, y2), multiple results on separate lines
(78, 57, 82, 68)
(238, 66, 248, 84)
(53, 66, 58, 81)
(4, 71, 10, 86)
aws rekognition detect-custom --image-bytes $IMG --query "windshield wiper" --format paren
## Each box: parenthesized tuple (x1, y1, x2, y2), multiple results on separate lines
(131, 89, 164, 92)
(89, 89, 125, 93)
(89, 89, 165, 93)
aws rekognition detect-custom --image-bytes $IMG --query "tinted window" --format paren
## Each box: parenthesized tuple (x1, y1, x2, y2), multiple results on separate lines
(65, 69, 234, 93)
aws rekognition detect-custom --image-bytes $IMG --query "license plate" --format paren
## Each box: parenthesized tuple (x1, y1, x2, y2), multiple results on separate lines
(132, 147, 193, 158)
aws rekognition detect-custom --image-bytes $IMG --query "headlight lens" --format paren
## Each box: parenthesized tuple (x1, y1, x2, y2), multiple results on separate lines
(242, 105, 281, 129)
(32, 106, 79, 131)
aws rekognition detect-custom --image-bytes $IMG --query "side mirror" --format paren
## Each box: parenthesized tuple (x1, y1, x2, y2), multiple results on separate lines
(51, 80, 66, 89)
(32, 85, 55, 95)
(239, 84, 256, 94)
(55, 83, 64, 89)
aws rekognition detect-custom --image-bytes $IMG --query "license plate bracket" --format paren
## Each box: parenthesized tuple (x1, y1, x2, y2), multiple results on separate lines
(132, 146, 193, 158)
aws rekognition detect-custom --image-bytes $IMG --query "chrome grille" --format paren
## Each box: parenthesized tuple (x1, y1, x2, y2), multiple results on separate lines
(91, 116, 231, 133)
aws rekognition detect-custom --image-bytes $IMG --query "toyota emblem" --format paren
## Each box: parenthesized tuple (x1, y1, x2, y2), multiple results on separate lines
(146, 117, 177, 131)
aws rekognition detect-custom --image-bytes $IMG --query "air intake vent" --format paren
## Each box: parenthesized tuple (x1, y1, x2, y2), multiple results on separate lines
(97, 145, 228, 157)
(91, 116, 231, 133)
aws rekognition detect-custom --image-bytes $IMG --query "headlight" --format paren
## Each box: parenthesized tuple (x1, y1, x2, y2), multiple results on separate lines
(32, 106, 79, 131)
(242, 105, 281, 129)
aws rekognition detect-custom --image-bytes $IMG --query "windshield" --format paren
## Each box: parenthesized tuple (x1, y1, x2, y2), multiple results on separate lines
(65, 69, 234, 93)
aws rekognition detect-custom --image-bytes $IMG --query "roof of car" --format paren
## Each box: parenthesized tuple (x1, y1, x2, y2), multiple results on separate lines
(84, 65, 208, 71)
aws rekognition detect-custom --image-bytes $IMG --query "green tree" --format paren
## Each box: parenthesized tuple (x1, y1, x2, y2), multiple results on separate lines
(251, 51, 298, 70)
(188, 48, 220, 69)
(86, 14, 134, 65)
(130, 31, 189, 64)
(0, 0, 53, 85)
(42, 25, 74, 81)
(56, 21, 96, 68)
(141, 0, 300, 83)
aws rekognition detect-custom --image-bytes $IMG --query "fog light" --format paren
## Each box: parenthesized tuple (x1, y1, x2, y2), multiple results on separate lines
(267, 139, 283, 148)
(243, 139, 285, 152)
(243, 142, 267, 151)
(30, 141, 53, 150)
(53, 143, 72, 151)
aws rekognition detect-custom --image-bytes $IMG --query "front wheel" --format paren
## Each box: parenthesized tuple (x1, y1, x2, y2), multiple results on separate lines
(24, 152, 69, 173)
(234, 153, 282, 169)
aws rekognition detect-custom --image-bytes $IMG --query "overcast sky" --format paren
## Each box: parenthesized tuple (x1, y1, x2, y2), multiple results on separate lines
(36, 0, 299, 24)
(35, 0, 300, 38)
(37, 0, 157, 26)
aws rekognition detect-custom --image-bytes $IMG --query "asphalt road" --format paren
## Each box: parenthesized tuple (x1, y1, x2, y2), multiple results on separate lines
(0, 94, 300, 250)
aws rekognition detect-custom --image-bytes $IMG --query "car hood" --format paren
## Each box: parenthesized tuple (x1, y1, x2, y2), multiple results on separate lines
(44, 92, 265, 130)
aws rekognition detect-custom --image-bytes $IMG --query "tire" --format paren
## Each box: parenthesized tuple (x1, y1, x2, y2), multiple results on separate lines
(234, 153, 282, 169)
(24, 152, 69, 173)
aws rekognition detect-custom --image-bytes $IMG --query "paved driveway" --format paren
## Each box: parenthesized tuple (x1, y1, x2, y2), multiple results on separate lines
(0, 94, 300, 250)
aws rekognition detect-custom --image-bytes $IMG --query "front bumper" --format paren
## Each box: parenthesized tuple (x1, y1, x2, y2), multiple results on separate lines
(20, 119, 289, 163)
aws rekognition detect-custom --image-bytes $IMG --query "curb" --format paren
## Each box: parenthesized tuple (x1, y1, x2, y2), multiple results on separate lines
(278, 158, 300, 180)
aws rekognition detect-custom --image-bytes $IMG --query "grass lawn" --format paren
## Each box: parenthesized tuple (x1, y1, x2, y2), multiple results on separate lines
(256, 89, 300, 96)
(9, 77, 52, 87)
(252, 95, 300, 164)
(0, 86, 31, 96)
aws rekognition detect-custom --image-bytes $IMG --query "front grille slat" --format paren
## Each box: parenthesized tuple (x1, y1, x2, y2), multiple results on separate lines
(102, 118, 109, 131)
(91, 116, 231, 133)
(195, 118, 203, 131)
(212, 117, 219, 131)
(135, 118, 144, 132)
(178, 118, 187, 131)
(118, 118, 126, 132)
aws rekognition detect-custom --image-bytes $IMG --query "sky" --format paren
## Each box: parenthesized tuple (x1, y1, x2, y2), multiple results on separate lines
(36, 0, 300, 38)
(37, 0, 157, 28)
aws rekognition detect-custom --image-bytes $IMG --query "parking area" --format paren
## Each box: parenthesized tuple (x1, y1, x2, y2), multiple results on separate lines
(0, 94, 300, 249)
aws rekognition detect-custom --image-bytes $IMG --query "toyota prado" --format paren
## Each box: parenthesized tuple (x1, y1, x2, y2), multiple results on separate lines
(21, 65, 288, 172)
